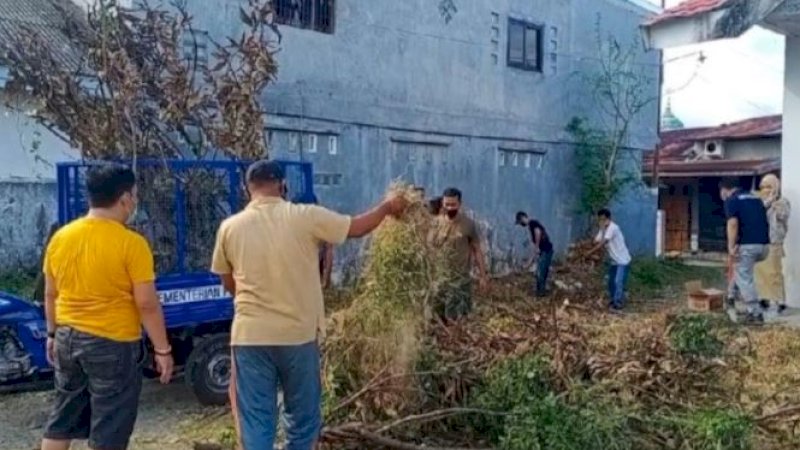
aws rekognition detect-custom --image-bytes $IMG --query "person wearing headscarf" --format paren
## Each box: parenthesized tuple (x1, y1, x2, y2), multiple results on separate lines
(755, 174, 791, 313)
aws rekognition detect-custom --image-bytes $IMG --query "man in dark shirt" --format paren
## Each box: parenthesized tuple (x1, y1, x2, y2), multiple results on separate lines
(516, 211, 554, 297)
(720, 177, 770, 323)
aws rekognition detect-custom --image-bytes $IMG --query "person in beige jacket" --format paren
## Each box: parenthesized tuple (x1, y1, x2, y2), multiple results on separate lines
(755, 174, 791, 313)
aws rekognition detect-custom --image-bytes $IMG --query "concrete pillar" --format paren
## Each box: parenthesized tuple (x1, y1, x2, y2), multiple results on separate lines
(691, 180, 700, 253)
(782, 37, 800, 308)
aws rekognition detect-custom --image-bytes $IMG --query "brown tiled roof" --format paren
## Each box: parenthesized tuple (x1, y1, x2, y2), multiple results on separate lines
(652, 158, 781, 178)
(0, 0, 86, 70)
(643, 115, 782, 177)
(644, 0, 731, 25)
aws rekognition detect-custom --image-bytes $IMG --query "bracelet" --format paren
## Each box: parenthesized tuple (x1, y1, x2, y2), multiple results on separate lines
(154, 346, 172, 356)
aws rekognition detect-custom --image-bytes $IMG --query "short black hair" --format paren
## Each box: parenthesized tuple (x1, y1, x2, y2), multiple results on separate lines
(515, 211, 528, 223)
(442, 187, 462, 201)
(86, 164, 136, 208)
(246, 160, 285, 186)
(719, 177, 739, 190)
(597, 208, 611, 219)
(428, 197, 442, 215)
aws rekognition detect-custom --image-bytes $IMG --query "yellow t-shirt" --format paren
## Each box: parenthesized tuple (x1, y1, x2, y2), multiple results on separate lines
(211, 197, 351, 346)
(44, 217, 156, 342)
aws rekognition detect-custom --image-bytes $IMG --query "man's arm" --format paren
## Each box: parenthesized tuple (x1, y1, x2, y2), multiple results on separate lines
(533, 228, 542, 248)
(44, 274, 57, 365)
(133, 283, 169, 350)
(44, 274, 57, 336)
(471, 240, 489, 279)
(219, 273, 236, 295)
(348, 202, 393, 238)
(726, 217, 739, 255)
(322, 245, 334, 288)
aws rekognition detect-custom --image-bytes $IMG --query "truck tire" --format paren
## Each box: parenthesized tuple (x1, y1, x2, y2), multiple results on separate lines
(185, 333, 231, 406)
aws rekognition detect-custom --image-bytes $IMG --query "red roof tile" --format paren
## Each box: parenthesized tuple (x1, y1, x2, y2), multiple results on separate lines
(645, 0, 731, 26)
(643, 115, 782, 177)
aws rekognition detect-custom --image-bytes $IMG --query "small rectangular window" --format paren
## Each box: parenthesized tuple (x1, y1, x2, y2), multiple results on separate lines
(507, 18, 543, 72)
(306, 133, 318, 153)
(498, 151, 506, 167)
(524, 153, 531, 168)
(182, 30, 209, 67)
(328, 135, 338, 155)
(275, 0, 335, 34)
(511, 152, 519, 167)
(288, 132, 299, 153)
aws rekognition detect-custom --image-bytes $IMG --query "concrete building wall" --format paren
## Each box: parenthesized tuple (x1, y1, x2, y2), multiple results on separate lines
(782, 37, 800, 307)
(723, 138, 781, 161)
(0, 96, 76, 270)
(192, 0, 660, 273)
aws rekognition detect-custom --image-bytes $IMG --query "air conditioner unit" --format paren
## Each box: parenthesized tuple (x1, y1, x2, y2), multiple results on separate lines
(701, 140, 725, 159)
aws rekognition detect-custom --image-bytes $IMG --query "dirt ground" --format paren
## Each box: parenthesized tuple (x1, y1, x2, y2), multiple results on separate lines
(0, 380, 233, 450)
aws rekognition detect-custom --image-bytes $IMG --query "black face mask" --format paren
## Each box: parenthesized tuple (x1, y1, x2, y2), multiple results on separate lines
(446, 209, 458, 219)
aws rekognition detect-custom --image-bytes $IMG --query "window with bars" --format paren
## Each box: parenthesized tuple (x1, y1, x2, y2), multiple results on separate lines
(507, 18, 543, 72)
(274, 0, 335, 34)
(182, 30, 209, 67)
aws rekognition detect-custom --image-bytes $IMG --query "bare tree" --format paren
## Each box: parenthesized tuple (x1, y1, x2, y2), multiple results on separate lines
(566, 18, 658, 220)
(0, 0, 280, 160)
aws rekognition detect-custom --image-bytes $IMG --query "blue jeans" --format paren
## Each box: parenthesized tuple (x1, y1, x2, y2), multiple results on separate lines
(232, 341, 321, 450)
(607, 264, 630, 309)
(536, 250, 553, 296)
(732, 244, 769, 312)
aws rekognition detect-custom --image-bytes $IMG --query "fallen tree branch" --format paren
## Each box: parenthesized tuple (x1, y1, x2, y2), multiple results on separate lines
(756, 405, 800, 423)
(324, 424, 493, 450)
(376, 407, 509, 434)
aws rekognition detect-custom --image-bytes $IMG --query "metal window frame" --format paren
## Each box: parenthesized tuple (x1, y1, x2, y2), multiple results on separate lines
(507, 17, 544, 73)
(274, 0, 336, 34)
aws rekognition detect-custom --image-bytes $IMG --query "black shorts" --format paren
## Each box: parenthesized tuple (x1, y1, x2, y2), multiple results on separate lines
(44, 327, 144, 450)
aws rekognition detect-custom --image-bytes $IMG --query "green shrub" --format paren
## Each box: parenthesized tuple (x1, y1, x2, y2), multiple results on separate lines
(669, 314, 724, 358)
(658, 409, 753, 450)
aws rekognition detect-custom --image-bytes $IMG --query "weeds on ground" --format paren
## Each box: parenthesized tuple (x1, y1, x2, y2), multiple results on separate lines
(668, 314, 725, 358)
(629, 258, 724, 299)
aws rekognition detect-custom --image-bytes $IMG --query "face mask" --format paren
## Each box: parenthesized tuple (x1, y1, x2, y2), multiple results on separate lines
(446, 209, 458, 219)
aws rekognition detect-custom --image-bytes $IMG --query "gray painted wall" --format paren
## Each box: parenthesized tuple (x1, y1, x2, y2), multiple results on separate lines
(723, 138, 781, 161)
(0, 182, 56, 268)
(0, 0, 660, 273)
(189, 0, 661, 273)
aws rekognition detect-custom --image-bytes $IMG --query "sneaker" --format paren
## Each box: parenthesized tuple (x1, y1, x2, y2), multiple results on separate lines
(743, 312, 765, 325)
(759, 299, 771, 310)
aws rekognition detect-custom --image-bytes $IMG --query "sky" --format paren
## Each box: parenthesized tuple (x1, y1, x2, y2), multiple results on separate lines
(646, 0, 785, 128)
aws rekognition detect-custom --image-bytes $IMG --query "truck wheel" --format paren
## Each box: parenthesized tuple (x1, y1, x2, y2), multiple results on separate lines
(185, 333, 231, 406)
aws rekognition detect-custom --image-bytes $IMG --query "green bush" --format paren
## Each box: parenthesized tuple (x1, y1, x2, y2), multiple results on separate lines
(470, 354, 551, 440)
(657, 409, 753, 450)
(668, 314, 724, 358)
(471, 354, 632, 450)
(500, 391, 632, 450)
(0, 269, 37, 299)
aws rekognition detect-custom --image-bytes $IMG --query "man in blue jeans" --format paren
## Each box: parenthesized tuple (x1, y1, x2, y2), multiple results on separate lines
(588, 209, 632, 311)
(211, 160, 406, 450)
(720, 177, 770, 323)
(515, 211, 554, 297)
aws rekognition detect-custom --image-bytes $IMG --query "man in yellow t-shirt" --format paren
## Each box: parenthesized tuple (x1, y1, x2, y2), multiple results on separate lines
(41, 165, 173, 450)
(212, 160, 406, 450)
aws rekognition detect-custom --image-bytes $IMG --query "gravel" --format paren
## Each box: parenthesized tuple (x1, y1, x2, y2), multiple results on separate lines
(0, 380, 227, 450)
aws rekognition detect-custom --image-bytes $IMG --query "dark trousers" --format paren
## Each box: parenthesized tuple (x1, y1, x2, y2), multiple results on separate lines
(536, 250, 553, 296)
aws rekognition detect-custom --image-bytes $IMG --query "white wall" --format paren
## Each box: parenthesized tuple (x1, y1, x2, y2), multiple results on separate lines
(782, 37, 800, 307)
(0, 98, 77, 181)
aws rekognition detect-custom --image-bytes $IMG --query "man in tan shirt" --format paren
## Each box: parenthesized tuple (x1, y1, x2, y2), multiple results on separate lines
(211, 160, 405, 450)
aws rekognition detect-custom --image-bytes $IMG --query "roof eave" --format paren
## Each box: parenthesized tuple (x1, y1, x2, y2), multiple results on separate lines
(641, 9, 741, 49)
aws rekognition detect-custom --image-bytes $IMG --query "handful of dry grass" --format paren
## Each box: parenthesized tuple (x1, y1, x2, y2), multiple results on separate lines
(323, 184, 454, 421)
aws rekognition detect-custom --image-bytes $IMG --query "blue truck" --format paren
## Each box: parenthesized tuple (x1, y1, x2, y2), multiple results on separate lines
(0, 159, 315, 405)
